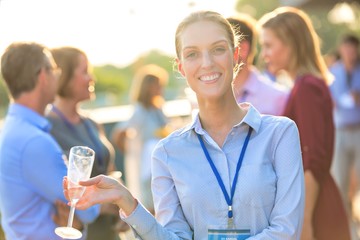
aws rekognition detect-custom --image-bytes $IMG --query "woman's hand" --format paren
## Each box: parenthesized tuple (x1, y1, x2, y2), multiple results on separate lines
(63, 175, 138, 216)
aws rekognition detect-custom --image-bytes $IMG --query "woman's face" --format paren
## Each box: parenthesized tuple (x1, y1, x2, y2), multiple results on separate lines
(149, 79, 162, 97)
(177, 20, 236, 100)
(260, 28, 291, 75)
(70, 54, 94, 102)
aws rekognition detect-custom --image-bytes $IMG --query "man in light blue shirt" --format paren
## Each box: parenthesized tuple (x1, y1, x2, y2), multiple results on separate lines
(329, 34, 360, 240)
(0, 42, 99, 239)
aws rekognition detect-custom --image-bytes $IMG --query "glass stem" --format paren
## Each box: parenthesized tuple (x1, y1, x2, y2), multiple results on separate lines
(67, 200, 78, 227)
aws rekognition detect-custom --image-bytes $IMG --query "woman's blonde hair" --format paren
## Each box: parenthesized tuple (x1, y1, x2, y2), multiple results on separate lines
(259, 7, 332, 84)
(174, 10, 242, 75)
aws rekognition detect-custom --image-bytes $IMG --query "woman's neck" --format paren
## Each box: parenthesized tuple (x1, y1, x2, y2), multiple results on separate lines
(52, 97, 81, 123)
(198, 95, 246, 147)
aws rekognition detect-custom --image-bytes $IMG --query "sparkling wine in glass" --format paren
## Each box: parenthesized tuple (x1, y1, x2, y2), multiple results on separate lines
(55, 146, 95, 239)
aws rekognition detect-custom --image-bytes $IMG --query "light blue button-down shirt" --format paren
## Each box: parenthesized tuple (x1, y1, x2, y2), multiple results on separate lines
(329, 61, 360, 128)
(0, 104, 99, 240)
(122, 104, 304, 240)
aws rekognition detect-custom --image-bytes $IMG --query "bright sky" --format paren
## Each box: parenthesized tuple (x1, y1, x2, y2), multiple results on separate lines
(0, 0, 238, 67)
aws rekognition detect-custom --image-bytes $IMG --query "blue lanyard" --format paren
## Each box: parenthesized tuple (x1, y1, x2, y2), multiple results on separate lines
(196, 126, 252, 221)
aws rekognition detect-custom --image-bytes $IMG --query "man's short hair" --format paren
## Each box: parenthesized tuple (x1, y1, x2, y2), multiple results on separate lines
(1, 42, 49, 99)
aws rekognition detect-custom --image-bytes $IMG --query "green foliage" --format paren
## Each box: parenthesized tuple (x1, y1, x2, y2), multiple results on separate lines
(92, 64, 131, 106)
(91, 50, 187, 107)
(305, 7, 360, 55)
(0, 77, 10, 117)
(236, 0, 280, 19)
(0, 50, 187, 118)
(131, 50, 186, 89)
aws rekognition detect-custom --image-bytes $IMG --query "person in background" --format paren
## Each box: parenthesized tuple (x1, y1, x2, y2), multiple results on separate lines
(227, 14, 289, 115)
(65, 10, 304, 240)
(258, 6, 351, 240)
(46, 46, 128, 240)
(324, 50, 339, 68)
(0, 42, 99, 240)
(329, 34, 360, 240)
(112, 64, 170, 215)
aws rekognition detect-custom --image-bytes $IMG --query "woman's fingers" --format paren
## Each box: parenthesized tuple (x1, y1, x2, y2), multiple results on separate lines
(79, 174, 104, 186)
(63, 174, 124, 210)
(62, 177, 69, 201)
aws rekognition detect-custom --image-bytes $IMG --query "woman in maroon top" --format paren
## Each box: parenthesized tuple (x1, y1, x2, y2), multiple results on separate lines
(259, 7, 350, 240)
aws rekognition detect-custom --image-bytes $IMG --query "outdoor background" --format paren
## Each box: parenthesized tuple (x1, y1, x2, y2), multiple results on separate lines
(0, 0, 360, 239)
(1, 0, 360, 118)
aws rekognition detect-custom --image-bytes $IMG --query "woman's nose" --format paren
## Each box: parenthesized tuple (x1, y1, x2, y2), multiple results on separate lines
(201, 51, 214, 68)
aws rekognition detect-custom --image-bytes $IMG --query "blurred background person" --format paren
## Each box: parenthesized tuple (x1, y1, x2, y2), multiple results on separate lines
(259, 6, 350, 240)
(0, 42, 99, 239)
(46, 46, 128, 240)
(112, 64, 170, 215)
(227, 14, 289, 116)
(324, 50, 340, 69)
(329, 34, 360, 240)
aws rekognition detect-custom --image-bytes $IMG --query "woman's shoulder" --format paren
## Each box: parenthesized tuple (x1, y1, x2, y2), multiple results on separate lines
(259, 115, 299, 143)
(297, 74, 326, 87)
(155, 122, 193, 146)
(260, 114, 297, 133)
(261, 114, 295, 126)
(295, 74, 329, 95)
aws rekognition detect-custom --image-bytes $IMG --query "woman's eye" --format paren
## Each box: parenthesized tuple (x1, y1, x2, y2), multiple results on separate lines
(185, 52, 197, 59)
(212, 47, 226, 55)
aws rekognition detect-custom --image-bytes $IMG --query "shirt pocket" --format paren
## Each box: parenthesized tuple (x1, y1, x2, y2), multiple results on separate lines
(236, 163, 276, 208)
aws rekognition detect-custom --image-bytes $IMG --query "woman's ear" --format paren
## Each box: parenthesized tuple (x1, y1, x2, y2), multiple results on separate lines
(233, 46, 240, 66)
(176, 58, 186, 77)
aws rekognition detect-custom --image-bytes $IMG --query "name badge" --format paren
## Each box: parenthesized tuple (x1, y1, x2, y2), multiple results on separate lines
(208, 228, 251, 240)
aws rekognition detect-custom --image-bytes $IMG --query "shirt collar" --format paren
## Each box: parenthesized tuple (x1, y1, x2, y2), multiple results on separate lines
(180, 103, 261, 135)
(8, 103, 52, 132)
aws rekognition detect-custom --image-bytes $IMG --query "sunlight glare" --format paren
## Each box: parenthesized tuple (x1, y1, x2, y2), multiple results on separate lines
(0, 0, 237, 66)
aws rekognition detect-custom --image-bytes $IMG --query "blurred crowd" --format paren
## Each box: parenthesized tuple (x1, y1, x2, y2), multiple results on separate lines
(0, 5, 359, 240)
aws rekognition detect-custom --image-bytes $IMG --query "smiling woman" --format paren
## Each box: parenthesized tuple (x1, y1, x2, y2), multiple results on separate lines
(57, 10, 305, 240)
(0, 0, 237, 67)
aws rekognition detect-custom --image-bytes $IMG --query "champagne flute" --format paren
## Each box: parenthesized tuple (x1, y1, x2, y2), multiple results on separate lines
(55, 146, 95, 239)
